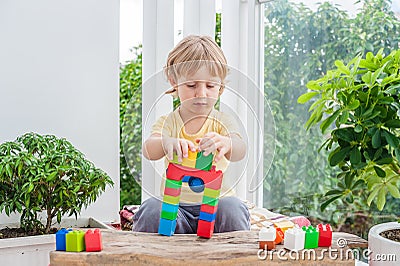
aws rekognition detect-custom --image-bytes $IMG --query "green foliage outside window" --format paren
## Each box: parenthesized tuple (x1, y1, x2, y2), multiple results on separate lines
(264, 0, 400, 228)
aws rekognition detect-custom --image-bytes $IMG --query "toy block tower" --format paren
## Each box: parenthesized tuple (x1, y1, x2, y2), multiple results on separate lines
(317, 224, 332, 247)
(284, 226, 305, 251)
(66, 230, 86, 252)
(302, 225, 319, 249)
(258, 227, 276, 250)
(55, 228, 72, 251)
(159, 151, 223, 238)
(85, 229, 103, 252)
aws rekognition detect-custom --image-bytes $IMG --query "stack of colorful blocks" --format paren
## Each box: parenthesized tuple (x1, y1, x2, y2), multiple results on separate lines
(55, 228, 103, 252)
(258, 224, 332, 251)
(158, 150, 223, 238)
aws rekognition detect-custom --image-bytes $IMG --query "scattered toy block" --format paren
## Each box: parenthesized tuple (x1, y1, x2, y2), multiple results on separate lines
(318, 224, 332, 247)
(66, 230, 85, 252)
(158, 218, 176, 236)
(302, 226, 319, 249)
(284, 227, 305, 251)
(195, 151, 213, 170)
(275, 227, 284, 245)
(197, 219, 215, 238)
(85, 229, 103, 252)
(258, 227, 276, 250)
(55, 228, 72, 251)
(273, 220, 294, 233)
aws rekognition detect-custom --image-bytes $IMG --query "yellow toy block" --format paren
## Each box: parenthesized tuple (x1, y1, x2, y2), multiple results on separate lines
(273, 220, 295, 233)
(181, 150, 197, 168)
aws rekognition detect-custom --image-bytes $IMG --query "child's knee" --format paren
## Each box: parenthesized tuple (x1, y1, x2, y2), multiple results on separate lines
(217, 197, 249, 219)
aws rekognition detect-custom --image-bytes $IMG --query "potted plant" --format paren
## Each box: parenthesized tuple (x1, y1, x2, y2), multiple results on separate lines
(298, 49, 400, 264)
(0, 132, 114, 264)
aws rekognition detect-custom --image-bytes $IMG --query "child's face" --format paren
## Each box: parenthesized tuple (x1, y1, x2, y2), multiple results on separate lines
(174, 66, 222, 114)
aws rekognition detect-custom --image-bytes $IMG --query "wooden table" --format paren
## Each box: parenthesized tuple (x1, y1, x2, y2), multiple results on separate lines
(50, 230, 367, 265)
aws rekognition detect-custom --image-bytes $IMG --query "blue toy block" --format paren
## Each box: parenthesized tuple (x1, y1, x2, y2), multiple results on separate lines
(161, 202, 179, 214)
(199, 211, 217, 222)
(158, 218, 176, 236)
(182, 175, 191, 182)
(55, 228, 72, 251)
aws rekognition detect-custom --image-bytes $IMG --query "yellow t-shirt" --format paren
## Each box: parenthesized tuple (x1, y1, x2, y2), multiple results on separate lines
(151, 108, 241, 203)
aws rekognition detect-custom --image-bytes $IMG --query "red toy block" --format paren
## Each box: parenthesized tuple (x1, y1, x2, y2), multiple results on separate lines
(274, 227, 284, 245)
(197, 219, 215, 238)
(85, 229, 103, 252)
(317, 224, 332, 247)
(200, 203, 218, 214)
(164, 187, 181, 197)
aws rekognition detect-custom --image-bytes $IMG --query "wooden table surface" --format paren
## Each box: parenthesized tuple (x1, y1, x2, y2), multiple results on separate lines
(50, 230, 367, 266)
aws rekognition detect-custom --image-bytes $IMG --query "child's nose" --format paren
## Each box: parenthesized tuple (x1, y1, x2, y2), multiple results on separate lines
(196, 84, 207, 97)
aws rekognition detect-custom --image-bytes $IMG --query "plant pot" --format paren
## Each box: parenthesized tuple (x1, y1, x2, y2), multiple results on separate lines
(0, 217, 113, 266)
(368, 222, 400, 266)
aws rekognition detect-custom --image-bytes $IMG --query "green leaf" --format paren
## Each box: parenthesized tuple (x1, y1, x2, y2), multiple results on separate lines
(347, 99, 360, 110)
(373, 165, 386, 177)
(334, 128, 354, 142)
(377, 187, 387, 211)
(325, 189, 344, 196)
(387, 183, 400, 198)
(372, 129, 381, 148)
(320, 110, 340, 133)
(354, 125, 363, 133)
(329, 146, 351, 166)
(321, 195, 342, 212)
(335, 60, 350, 75)
(383, 130, 399, 149)
(385, 119, 400, 128)
(350, 147, 361, 165)
(297, 91, 319, 104)
(367, 185, 381, 206)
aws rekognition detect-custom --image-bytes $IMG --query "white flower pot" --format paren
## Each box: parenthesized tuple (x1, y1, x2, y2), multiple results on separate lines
(0, 217, 113, 266)
(368, 222, 400, 266)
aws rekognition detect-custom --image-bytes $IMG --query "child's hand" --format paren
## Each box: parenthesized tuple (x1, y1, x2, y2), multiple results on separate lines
(196, 132, 231, 163)
(162, 137, 196, 163)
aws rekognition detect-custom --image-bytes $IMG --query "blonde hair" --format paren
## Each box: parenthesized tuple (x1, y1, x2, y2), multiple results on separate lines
(164, 35, 228, 95)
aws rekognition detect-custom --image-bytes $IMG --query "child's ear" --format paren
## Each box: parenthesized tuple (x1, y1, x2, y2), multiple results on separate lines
(168, 77, 177, 87)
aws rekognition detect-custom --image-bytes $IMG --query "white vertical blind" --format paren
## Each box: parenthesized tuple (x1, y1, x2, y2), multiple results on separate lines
(183, 0, 216, 37)
(221, 0, 264, 207)
(142, 0, 175, 201)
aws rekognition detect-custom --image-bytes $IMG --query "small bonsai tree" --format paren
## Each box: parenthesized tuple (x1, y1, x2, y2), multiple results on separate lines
(0, 132, 114, 234)
(298, 49, 400, 211)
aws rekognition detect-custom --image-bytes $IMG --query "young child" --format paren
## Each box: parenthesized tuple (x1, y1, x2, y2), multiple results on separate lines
(133, 35, 250, 234)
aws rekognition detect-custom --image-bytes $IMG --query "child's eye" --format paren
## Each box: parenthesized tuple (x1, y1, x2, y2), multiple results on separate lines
(207, 85, 215, 88)
(186, 84, 196, 88)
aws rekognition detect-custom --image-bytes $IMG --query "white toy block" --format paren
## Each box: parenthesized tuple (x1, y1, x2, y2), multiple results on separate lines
(259, 227, 276, 241)
(284, 227, 305, 251)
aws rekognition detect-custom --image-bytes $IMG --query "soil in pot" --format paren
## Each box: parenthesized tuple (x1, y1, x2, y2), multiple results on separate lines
(0, 227, 57, 239)
(379, 229, 400, 242)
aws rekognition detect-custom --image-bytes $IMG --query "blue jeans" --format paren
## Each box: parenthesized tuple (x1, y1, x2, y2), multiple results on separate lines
(132, 196, 250, 233)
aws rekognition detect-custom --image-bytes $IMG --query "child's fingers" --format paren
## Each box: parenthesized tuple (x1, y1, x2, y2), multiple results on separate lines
(166, 144, 173, 161)
(188, 141, 197, 152)
(175, 146, 183, 162)
(214, 146, 228, 162)
(181, 141, 189, 158)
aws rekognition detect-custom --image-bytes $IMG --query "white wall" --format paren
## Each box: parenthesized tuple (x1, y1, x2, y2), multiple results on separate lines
(0, 0, 120, 223)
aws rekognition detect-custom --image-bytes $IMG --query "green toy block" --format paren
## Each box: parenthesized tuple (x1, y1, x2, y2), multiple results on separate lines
(161, 210, 178, 220)
(195, 151, 213, 170)
(203, 187, 220, 198)
(202, 195, 219, 206)
(165, 179, 182, 189)
(163, 194, 180, 205)
(302, 226, 319, 249)
(170, 153, 180, 164)
(66, 230, 85, 252)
